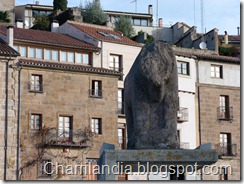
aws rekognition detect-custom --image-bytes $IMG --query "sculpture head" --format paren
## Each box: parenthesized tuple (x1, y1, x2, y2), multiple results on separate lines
(139, 41, 176, 87)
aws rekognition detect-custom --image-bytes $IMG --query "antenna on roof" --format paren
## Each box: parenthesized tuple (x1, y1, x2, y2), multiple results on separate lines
(131, 0, 137, 13)
(199, 0, 206, 50)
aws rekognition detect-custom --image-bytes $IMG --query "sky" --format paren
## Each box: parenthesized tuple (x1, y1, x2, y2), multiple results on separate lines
(15, 0, 241, 35)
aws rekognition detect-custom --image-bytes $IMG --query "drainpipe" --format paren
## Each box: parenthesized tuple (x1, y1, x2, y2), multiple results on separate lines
(101, 41, 103, 68)
(196, 59, 203, 180)
(16, 65, 22, 180)
(4, 58, 10, 180)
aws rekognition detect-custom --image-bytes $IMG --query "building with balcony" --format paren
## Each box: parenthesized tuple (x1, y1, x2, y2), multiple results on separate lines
(174, 47, 240, 180)
(0, 25, 121, 180)
(58, 21, 142, 152)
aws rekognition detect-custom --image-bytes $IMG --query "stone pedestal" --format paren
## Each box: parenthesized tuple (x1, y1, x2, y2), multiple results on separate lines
(98, 148, 218, 180)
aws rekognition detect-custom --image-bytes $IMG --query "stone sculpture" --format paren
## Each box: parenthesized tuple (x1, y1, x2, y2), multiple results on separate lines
(124, 41, 179, 149)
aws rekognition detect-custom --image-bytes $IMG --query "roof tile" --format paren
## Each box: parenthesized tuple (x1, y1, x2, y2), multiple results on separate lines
(0, 25, 100, 51)
(69, 21, 142, 47)
(0, 38, 20, 57)
(18, 58, 121, 76)
(174, 49, 240, 63)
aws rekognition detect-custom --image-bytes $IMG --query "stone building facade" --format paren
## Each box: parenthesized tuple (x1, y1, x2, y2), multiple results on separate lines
(0, 38, 20, 180)
(0, 25, 120, 180)
(197, 57, 240, 180)
(175, 48, 240, 180)
(19, 59, 119, 180)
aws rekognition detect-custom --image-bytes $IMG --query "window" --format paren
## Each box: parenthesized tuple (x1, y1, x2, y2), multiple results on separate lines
(61, 51, 67, 62)
(219, 95, 231, 119)
(31, 114, 42, 130)
(45, 49, 51, 60)
(52, 50, 59, 61)
(91, 118, 102, 134)
(110, 54, 123, 80)
(133, 19, 141, 26)
(20, 46, 27, 57)
(118, 128, 125, 149)
(13, 45, 19, 52)
(67, 52, 74, 63)
(75, 52, 90, 64)
(83, 54, 89, 65)
(211, 65, 223, 78)
(36, 48, 43, 59)
(90, 80, 102, 98)
(141, 19, 148, 26)
(177, 61, 189, 75)
(58, 116, 72, 141)
(28, 47, 43, 59)
(98, 32, 121, 39)
(219, 133, 232, 156)
(133, 18, 148, 26)
(29, 47, 35, 58)
(39, 160, 52, 177)
(30, 74, 43, 92)
(118, 89, 124, 114)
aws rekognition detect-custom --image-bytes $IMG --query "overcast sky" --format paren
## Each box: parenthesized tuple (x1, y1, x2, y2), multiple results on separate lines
(16, 0, 241, 35)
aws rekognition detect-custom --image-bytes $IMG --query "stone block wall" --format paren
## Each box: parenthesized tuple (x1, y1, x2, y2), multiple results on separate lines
(19, 67, 119, 180)
(198, 84, 240, 180)
(0, 59, 19, 180)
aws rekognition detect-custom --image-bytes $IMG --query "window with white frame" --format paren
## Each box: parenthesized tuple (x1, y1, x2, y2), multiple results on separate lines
(13, 46, 26, 57)
(58, 116, 72, 141)
(30, 74, 43, 92)
(91, 118, 102, 134)
(28, 47, 43, 59)
(90, 80, 102, 97)
(31, 114, 42, 130)
(75, 53, 90, 65)
(211, 64, 223, 78)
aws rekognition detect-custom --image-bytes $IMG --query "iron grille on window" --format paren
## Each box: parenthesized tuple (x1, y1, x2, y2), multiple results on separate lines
(215, 143, 237, 157)
(217, 106, 233, 120)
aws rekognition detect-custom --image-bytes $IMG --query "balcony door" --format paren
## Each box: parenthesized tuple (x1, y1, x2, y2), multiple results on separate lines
(58, 116, 72, 141)
(220, 133, 231, 156)
(219, 96, 230, 119)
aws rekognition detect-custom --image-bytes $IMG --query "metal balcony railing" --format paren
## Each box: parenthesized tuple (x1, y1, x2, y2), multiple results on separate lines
(215, 143, 237, 157)
(177, 107, 189, 123)
(118, 102, 125, 115)
(180, 142, 190, 149)
(217, 106, 233, 120)
(89, 89, 103, 98)
(109, 67, 123, 80)
(43, 129, 92, 148)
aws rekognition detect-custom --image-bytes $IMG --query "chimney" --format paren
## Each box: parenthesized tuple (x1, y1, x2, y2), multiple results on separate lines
(36, 1, 40, 5)
(16, 19, 24, 28)
(237, 27, 240, 35)
(7, 26, 14, 47)
(148, 5, 153, 15)
(51, 20, 59, 33)
(158, 18, 163, 27)
(224, 31, 228, 45)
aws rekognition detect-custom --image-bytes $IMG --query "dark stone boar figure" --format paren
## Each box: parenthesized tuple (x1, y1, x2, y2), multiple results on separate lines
(124, 41, 179, 149)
